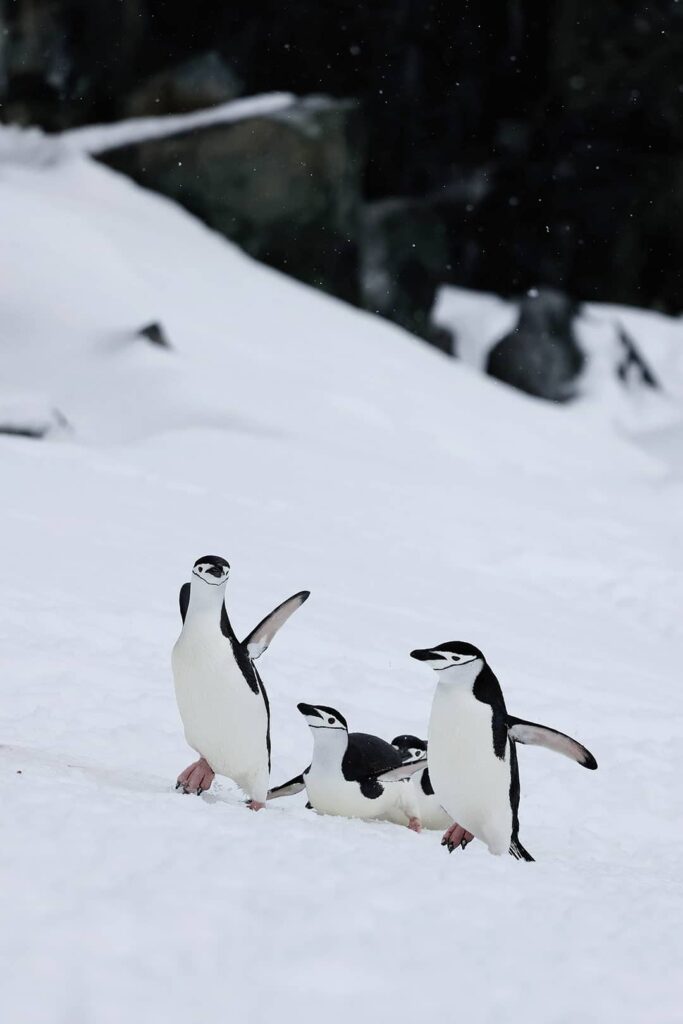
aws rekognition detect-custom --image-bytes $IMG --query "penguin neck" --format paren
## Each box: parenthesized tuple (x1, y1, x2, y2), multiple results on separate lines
(310, 728, 349, 773)
(186, 578, 228, 623)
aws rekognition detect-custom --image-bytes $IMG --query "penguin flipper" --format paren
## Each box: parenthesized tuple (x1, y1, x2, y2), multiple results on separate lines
(376, 758, 427, 781)
(267, 770, 308, 801)
(179, 582, 191, 623)
(507, 716, 598, 770)
(243, 591, 310, 660)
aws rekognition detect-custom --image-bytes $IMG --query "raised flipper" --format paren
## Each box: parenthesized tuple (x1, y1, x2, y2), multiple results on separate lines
(242, 591, 310, 660)
(178, 582, 191, 623)
(507, 715, 598, 770)
(267, 770, 308, 801)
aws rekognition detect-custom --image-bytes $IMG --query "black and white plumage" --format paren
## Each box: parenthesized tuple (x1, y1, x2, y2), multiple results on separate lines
(410, 641, 598, 860)
(268, 704, 425, 828)
(391, 736, 453, 831)
(172, 554, 309, 805)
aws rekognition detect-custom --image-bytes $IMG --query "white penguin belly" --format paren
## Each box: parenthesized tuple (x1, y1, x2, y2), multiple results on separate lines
(305, 772, 412, 825)
(428, 687, 512, 854)
(172, 624, 267, 786)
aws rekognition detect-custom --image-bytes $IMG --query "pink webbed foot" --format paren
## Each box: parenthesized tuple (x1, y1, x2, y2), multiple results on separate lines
(408, 816, 423, 833)
(441, 822, 475, 853)
(246, 800, 266, 811)
(176, 757, 215, 795)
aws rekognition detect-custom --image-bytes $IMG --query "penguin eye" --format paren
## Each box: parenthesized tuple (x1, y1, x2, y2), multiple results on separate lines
(328, 717, 335, 725)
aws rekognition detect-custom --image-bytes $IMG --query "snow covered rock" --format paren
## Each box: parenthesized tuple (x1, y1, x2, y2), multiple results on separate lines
(123, 52, 243, 119)
(0, 395, 69, 439)
(97, 95, 363, 304)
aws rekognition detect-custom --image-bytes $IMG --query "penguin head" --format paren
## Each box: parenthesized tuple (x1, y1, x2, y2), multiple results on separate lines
(410, 641, 484, 673)
(391, 735, 427, 763)
(192, 555, 230, 586)
(297, 702, 348, 733)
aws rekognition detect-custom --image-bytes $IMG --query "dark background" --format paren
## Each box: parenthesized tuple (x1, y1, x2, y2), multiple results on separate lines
(3, 1, 683, 328)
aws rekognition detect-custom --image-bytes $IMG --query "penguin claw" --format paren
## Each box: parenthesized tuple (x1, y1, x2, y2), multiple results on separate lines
(442, 823, 475, 854)
(176, 757, 215, 795)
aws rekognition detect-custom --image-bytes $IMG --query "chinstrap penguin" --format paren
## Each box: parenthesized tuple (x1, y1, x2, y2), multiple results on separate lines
(268, 704, 425, 830)
(411, 641, 598, 860)
(391, 735, 453, 832)
(172, 555, 309, 809)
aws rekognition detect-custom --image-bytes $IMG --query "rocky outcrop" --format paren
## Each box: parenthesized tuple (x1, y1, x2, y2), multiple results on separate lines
(98, 96, 363, 304)
(123, 52, 242, 119)
(3, 1, 683, 386)
(486, 289, 584, 402)
(361, 199, 452, 348)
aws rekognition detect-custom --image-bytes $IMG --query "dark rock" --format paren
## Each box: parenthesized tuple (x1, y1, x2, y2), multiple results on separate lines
(99, 96, 363, 304)
(486, 288, 584, 402)
(361, 198, 452, 348)
(616, 325, 660, 390)
(123, 52, 242, 119)
(0, 5, 7, 99)
(1, 0, 148, 129)
(3, 2, 683, 318)
(138, 321, 171, 349)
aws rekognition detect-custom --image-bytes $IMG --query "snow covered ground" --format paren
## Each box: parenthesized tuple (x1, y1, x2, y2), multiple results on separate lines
(1, 133, 682, 1024)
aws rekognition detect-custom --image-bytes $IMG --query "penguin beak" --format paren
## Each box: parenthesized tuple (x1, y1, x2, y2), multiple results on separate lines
(410, 648, 445, 662)
(206, 565, 226, 578)
(297, 702, 322, 719)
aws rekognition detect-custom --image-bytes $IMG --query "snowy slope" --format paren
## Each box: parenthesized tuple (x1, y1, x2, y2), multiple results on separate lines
(1, 140, 682, 1024)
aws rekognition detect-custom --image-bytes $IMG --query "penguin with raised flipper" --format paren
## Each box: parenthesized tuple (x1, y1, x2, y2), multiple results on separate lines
(410, 641, 597, 860)
(391, 736, 453, 832)
(268, 704, 425, 830)
(172, 555, 309, 809)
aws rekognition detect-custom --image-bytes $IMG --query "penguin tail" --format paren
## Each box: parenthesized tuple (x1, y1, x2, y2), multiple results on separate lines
(509, 837, 535, 862)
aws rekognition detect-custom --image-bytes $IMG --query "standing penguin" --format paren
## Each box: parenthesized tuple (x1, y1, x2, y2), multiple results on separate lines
(172, 555, 309, 809)
(391, 736, 453, 832)
(268, 704, 425, 829)
(410, 642, 598, 860)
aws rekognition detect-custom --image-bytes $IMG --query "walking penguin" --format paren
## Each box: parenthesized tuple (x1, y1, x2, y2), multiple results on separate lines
(410, 641, 597, 860)
(172, 555, 309, 808)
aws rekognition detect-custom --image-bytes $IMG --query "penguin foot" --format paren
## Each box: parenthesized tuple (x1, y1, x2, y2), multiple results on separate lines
(407, 817, 423, 833)
(176, 758, 215, 795)
(441, 823, 475, 853)
(246, 800, 266, 811)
